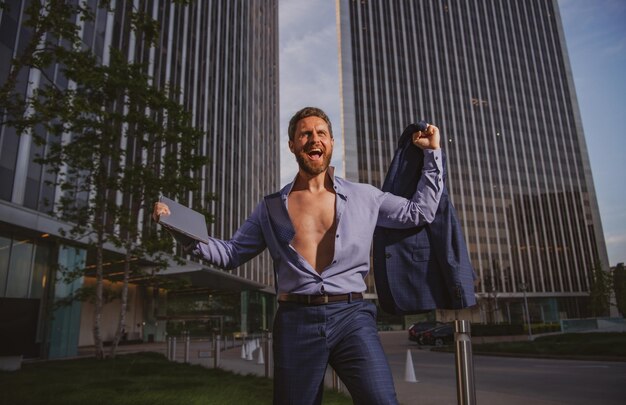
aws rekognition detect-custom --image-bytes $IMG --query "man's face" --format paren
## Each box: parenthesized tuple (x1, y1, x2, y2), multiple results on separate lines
(289, 116, 334, 176)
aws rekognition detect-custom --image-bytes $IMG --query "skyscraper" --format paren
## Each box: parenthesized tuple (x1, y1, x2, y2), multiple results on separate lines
(337, 0, 608, 322)
(0, 0, 278, 358)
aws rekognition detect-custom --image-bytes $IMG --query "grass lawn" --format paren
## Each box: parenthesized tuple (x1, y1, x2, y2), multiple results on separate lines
(0, 352, 352, 405)
(471, 332, 626, 359)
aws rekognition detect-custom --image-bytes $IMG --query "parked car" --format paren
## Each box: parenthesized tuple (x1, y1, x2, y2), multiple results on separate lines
(408, 321, 444, 343)
(419, 323, 455, 346)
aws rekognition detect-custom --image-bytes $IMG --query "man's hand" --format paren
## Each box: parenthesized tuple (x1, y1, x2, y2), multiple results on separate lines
(152, 202, 171, 222)
(412, 124, 440, 150)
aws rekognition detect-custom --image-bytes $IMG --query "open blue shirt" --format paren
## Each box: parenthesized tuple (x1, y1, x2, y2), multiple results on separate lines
(193, 148, 443, 295)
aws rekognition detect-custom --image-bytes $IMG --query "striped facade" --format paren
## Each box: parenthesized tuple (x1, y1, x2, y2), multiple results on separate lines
(337, 0, 609, 321)
(0, 0, 278, 357)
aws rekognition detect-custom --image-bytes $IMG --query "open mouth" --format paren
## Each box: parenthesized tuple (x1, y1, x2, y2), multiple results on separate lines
(306, 148, 323, 161)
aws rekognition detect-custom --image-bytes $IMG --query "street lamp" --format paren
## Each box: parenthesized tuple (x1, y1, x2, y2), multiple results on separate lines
(519, 282, 533, 341)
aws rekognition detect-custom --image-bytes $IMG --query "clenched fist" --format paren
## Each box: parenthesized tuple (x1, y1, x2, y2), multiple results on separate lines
(412, 124, 440, 150)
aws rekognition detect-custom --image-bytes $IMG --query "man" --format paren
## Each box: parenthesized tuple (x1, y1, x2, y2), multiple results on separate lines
(153, 107, 442, 404)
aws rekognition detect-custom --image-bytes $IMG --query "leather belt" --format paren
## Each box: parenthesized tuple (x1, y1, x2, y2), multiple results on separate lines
(278, 292, 363, 305)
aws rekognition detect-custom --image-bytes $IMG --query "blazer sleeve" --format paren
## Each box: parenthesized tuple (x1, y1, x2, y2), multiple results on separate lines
(377, 148, 443, 228)
(191, 202, 267, 270)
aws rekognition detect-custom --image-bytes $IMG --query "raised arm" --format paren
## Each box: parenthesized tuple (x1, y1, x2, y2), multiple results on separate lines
(377, 124, 443, 228)
(153, 201, 267, 270)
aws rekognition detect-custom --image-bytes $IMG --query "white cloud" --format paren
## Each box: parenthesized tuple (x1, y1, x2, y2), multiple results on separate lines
(606, 232, 626, 266)
(279, 0, 322, 36)
(599, 200, 626, 265)
(606, 233, 626, 245)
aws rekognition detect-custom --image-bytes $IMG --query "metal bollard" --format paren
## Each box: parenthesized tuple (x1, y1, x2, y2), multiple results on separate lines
(166, 336, 171, 360)
(184, 333, 190, 364)
(454, 320, 476, 405)
(213, 335, 221, 369)
(263, 332, 273, 378)
(171, 337, 177, 362)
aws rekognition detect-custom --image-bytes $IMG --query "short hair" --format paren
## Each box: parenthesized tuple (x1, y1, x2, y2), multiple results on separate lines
(287, 107, 333, 141)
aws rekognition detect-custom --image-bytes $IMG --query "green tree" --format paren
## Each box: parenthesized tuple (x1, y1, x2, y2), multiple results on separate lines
(613, 263, 626, 317)
(1, 0, 209, 358)
(589, 261, 612, 317)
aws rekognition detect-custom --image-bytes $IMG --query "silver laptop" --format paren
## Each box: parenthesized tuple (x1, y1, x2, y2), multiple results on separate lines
(158, 196, 210, 244)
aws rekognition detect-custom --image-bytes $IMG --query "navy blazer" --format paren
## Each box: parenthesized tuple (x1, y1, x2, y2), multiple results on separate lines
(372, 124, 477, 314)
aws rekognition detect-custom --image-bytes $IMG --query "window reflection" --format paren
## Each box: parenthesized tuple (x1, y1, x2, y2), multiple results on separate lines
(0, 236, 11, 295)
(0, 233, 51, 299)
(6, 239, 34, 298)
(31, 244, 50, 299)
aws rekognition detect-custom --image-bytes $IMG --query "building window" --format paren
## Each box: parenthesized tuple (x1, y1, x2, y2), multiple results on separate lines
(0, 232, 51, 299)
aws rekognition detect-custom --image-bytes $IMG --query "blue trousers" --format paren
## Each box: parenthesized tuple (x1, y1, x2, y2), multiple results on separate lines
(272, 300, 398, 405)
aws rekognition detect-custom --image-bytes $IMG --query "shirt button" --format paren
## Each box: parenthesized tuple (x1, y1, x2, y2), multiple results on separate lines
(336, 234, 339, 238)
(435, 156, 439, 160)
(385, 253, 392, 259)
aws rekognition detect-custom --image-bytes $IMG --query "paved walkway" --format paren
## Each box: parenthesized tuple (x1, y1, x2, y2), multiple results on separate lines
(69, 328, 626, 404)
(143, 332, 453, 403)
(76, 331, 528, 404)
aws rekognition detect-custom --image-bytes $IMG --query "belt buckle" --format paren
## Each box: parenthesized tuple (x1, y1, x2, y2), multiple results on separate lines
(322, 295, 329, 304)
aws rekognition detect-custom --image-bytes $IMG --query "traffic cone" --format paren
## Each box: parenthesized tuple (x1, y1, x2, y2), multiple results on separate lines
(405, 349, 418, 383)
(257, 346, 265, 365)
(241, 342, 247, 359)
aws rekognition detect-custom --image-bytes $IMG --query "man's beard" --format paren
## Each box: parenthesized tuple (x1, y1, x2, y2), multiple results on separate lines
(295, 149, 333, 176)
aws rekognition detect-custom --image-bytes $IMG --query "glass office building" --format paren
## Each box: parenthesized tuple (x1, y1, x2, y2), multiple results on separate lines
(0, 0, 278, 358)
(337, 0, 609, 322)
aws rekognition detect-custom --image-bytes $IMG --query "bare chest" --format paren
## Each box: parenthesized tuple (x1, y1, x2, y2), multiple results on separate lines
(288, 191, 336, 238)
(287, 191, 337, 272)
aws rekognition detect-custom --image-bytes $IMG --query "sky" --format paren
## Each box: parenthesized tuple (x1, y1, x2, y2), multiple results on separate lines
(278, 0, 626, 266)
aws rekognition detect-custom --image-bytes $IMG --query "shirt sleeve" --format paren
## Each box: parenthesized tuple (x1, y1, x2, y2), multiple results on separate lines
(190, 202, 267, 270)
(377, 148, 444, 228)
